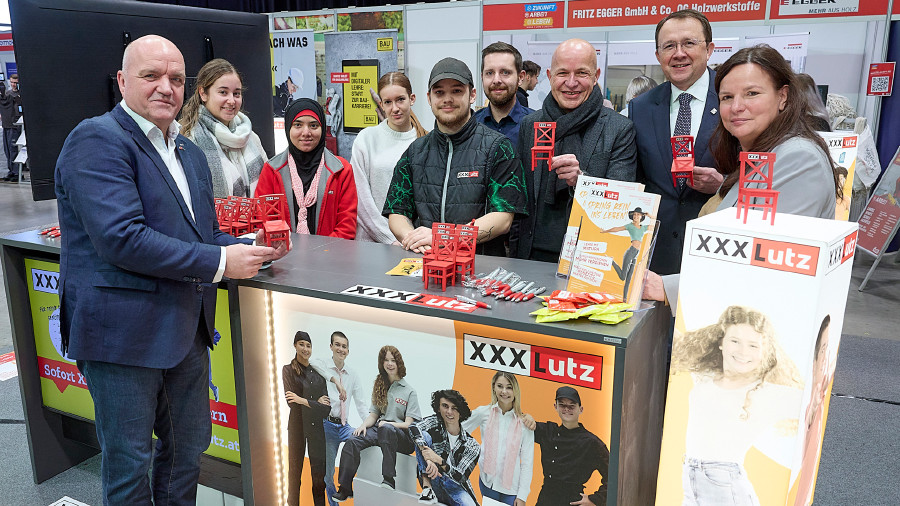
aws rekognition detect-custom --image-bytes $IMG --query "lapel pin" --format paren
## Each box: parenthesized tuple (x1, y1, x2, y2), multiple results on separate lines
(711, 108, 718, 115)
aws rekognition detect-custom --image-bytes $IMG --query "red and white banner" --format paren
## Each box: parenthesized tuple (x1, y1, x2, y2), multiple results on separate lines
(771, 0, 889, 19)
(0, 34, 13, 52)
(568, 0, 764, 28)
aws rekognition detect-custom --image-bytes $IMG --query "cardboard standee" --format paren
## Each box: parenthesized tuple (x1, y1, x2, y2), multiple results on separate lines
(656, 209, 857, 506)
(855, 145, 900, 290)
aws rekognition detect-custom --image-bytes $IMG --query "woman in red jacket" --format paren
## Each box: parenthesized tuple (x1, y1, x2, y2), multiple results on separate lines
(256, 98, 357, 239)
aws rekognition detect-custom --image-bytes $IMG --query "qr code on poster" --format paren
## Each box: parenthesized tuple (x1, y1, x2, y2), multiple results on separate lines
(871, 76, 890, 93)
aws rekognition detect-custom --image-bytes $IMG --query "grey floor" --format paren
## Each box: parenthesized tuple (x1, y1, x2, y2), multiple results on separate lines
(0, 180, 897, 505)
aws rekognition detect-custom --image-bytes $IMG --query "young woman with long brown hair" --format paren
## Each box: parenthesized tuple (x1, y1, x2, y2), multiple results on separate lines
(179, 58, 267, 198)
(350, 72, 427, 243)
(332, 345, 421, 501)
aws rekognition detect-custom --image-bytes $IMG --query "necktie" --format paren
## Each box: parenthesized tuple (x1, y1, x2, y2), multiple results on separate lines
(674, 92, 692, 188)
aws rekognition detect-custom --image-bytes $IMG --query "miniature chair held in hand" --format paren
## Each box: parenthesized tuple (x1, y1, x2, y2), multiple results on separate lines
(736, 151, 779, 225)
(670, 135, 695, 187)
(259, 194, 288, 222)
(262, 220, 291, 250)
(531, 121, 557, 171)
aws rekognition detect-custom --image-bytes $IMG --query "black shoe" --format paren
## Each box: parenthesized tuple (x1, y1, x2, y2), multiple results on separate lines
(333, 488, 353, 502)
(380, 476, 395, 489)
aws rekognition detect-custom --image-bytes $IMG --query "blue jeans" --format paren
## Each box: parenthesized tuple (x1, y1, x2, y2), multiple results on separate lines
(682, 458, 760, 506)
(78, 331, 211, 506)
(324, 419, 354, 506)
(415, 432, 477, 506)
(480, 477, 516, 505)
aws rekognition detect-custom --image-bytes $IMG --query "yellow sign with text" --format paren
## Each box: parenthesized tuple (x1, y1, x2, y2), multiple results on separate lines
(342, 62, 380, 130)
(377, 37, 393, 51)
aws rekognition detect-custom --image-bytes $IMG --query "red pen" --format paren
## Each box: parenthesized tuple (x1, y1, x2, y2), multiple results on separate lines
(456, 295, 491, 310)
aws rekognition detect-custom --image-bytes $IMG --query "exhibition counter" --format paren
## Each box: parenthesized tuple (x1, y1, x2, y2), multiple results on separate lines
(2, 229, 670, 506)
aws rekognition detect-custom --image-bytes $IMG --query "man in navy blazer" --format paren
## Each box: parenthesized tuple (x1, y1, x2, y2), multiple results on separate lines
(629, 10, 724, 275)
(55, 35, 285, 505)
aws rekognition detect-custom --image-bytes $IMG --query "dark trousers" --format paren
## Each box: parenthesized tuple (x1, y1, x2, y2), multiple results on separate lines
(287, 415, 327, 506)
(336, 424, 414, 491)
(3, 126, 18, 175)
(78, 330, 210, 506)
(536, 482, 593, 506)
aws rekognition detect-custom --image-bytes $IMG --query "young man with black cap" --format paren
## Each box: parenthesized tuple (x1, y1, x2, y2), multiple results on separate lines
(383, 57, 528, 257)
(534, 386, 610, 506)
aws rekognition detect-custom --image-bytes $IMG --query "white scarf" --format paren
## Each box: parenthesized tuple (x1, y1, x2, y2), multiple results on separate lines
(194, 105, 266, 198)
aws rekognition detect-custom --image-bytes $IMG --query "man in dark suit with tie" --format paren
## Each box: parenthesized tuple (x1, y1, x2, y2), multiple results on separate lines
(628, 10, 723, 275)
(55, 35, 286, 505)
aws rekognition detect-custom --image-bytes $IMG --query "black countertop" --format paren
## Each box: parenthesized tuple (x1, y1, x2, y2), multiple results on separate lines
(2, 229, 656, 347)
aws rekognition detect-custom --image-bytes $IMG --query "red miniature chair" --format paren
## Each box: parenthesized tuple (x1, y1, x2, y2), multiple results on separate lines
(423, 229, 458, 291)
(259, 194, 288, 223)
(230, 202, 252, 236)
(236, 199, 261, 233)
(262, 220, 291, 250)
(736, 151, 779, 225)
(455, 222, 478, 281)
(214, 198, 228, 231)
(670, 135, 695, 187)
(531, 121, 557, 171)
(424, 222, 456, 262)
(219, 203, 236, 234)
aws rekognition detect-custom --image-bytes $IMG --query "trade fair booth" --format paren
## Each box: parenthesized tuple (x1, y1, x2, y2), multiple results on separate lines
(2, 0, 894, 505)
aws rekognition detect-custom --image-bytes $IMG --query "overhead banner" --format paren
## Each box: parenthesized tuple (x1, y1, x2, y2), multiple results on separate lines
(483, 2, 565, 31)
(568, 0, 765, 28)
(771, 0, 889, 19)
(26, 258, 242, 464)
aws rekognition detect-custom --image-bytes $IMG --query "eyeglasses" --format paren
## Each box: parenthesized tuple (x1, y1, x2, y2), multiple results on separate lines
(657, 39, 707, 55)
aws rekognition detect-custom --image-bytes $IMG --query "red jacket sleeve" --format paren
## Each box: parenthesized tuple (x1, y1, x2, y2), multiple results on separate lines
(329, 156, 358, 239)
(255, 162, 292, 226)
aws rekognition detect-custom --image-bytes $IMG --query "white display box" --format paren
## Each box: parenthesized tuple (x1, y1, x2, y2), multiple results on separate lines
(656, 209, 857, 506)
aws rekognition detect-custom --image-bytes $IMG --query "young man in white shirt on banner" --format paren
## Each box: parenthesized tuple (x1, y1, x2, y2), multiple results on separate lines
(310, 331, 369, 506)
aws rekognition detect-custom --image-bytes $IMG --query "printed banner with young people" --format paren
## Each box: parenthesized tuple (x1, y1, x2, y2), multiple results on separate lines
(267, 291, 616, 506)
